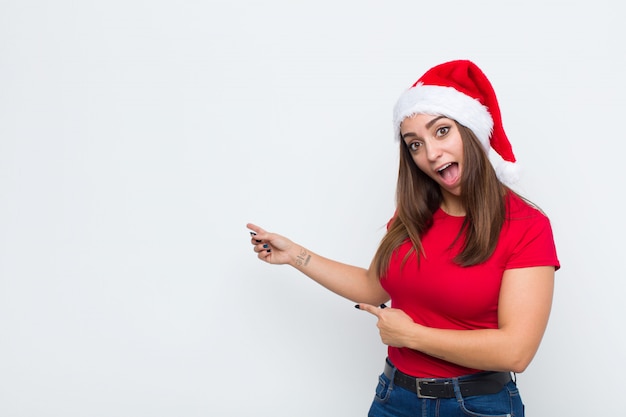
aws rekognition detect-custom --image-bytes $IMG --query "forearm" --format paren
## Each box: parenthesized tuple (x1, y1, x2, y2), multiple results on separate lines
(404, 325, 542, 373)
(287, 246, 388, 304)
(247, 223, 389, 304)
(382, 267, 554, 373)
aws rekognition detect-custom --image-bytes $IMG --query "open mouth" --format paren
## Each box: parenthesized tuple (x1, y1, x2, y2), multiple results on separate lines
(437, 162, 460, 184)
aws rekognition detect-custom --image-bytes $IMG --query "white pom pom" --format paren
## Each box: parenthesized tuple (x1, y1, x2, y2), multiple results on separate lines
(495, 161, 521, 186)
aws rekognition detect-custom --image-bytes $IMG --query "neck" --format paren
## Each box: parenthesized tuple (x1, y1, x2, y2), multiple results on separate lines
(440, 195, 465, 217)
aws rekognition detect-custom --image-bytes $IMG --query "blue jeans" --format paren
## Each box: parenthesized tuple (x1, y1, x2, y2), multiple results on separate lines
(368, 362, 524, 417)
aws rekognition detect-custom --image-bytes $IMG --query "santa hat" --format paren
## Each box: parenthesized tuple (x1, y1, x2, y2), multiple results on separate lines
(393, 60, 520, 185)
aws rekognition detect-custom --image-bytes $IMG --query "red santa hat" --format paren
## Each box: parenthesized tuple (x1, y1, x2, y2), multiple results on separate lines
(393, 60, 520, 185)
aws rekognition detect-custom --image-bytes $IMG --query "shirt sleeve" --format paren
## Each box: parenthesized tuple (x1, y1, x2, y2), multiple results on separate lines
(506, 213, 560, 271)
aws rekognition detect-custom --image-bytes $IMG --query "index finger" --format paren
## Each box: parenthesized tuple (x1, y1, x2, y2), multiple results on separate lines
(246, 223, 265, 234)
(355, 303, 383, 317)
(247, 223, 271, 241)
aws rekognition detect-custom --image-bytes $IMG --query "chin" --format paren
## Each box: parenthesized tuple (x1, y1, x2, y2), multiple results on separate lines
(442, 185, 462, 197)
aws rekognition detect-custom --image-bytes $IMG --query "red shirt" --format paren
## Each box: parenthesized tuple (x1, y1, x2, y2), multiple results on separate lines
(380, 192, 560, 378)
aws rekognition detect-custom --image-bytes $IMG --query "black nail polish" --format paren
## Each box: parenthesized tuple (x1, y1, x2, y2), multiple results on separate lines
(266, 249, 271, 253)
(354, 304, 360, 309)
(250, 231, 256, 236)
(255, 239, 262, 243)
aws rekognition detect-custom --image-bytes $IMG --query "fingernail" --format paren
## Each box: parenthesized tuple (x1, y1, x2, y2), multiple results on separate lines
(266, 249, 271, 253)
(380, 304, 388, 309)
(255, 239, 262, 243)
(263, 244, 269, 248)
(249, 231, 256, 236)
(354, 304, 360, 309)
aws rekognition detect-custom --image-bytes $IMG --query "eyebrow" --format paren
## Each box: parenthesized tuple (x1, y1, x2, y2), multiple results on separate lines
(401, 115, 448, 140)
(426, 115, 447, 128)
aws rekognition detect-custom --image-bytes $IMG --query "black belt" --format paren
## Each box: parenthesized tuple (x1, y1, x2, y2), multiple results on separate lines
(384, 360, 511, 399)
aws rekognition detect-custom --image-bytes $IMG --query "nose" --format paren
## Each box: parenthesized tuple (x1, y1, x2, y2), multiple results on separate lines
(425, 141, 443, 161)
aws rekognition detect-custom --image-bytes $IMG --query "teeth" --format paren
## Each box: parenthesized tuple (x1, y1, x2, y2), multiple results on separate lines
(438, 163, 452, 172)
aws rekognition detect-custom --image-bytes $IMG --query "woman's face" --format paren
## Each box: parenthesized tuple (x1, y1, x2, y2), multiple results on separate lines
(400, 114, 464, 197)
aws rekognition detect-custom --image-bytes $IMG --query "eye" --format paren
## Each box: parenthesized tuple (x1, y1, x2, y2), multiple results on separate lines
(435, 126, 450, 137)
(407, 141, 422, 152)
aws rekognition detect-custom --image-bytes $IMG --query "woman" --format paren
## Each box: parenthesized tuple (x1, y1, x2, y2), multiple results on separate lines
(247, 60, 559, 417)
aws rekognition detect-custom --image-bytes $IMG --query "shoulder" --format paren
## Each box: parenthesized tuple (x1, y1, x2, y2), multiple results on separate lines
(503, 191, 556, 247)
(501, 191, 560, 270)
(505, 191, 549, 221)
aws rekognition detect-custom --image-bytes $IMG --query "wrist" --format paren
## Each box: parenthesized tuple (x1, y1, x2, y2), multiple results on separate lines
(292, 246, 312, 268)
(404, 322, 426, 351)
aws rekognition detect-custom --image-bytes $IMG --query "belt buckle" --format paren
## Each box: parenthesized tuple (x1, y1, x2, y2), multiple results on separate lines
(416, 377, 439, 399)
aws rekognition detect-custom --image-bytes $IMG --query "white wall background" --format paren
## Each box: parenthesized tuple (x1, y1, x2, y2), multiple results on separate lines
(1, 1, 624, 416)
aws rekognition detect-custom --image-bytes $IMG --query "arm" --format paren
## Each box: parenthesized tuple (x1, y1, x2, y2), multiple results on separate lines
(247, 223, 389, 305)
(359, 266, 554, 373)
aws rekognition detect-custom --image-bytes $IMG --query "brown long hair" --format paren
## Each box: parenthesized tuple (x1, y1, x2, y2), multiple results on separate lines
(372, 122, 508, 276)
